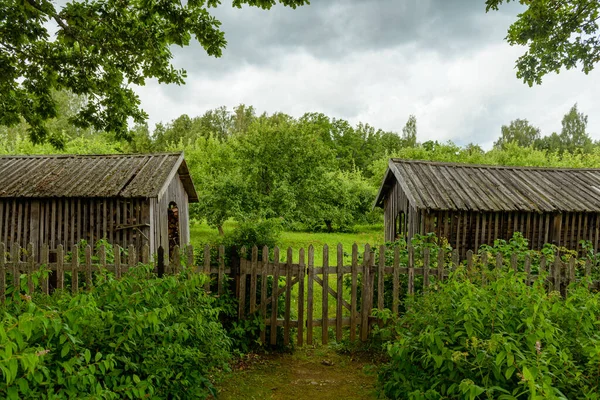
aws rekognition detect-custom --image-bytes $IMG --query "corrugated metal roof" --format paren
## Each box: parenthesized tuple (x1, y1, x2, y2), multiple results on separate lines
(0, 153, 198, 202)
(376, 159, 600, 213)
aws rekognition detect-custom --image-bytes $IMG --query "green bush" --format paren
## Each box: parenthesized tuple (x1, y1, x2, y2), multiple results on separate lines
(379, 268, 600, 399)
(0, 266, 232, 399)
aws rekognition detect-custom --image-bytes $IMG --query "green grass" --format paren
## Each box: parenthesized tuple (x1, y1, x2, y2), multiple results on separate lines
(189, 221, 384, 266)
(190, 221, 385, 342)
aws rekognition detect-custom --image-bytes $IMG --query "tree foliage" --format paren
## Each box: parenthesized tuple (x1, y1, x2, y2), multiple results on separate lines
(0, 0, 307, 146)
(487, 0, 600, 85)
(494, 118, 541, 149)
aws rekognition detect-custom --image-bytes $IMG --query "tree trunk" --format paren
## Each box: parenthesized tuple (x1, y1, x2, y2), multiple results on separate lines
(325, 220, 333, 233)
(218, 225, 224, 236)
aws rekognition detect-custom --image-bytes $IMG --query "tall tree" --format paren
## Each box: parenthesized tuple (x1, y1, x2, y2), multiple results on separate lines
(401, 115, 418, 147)
(559, 103, 592, 153)
(0, 0, 308, 146)
(486, 0, 600, 85)
(494, 118, 541, 149)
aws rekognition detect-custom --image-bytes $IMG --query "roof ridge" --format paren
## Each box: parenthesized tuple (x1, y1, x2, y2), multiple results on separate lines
(390, 158, 600, 172)
(0, 152, 183, 159)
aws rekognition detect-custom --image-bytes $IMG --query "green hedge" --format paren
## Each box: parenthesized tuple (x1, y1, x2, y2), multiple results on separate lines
(0, 266, 232, 399)
(379, 268, 600, 399)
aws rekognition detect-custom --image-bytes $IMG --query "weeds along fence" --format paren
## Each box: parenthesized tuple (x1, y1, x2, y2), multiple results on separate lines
(2, 241, 600, 347)
(0, 242, 230, 299)
(235, 244, 600, 347)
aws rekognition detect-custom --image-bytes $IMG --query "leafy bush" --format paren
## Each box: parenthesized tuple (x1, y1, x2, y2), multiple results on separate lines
(0, 266, 232, 399)
(379, 267, 600, 399)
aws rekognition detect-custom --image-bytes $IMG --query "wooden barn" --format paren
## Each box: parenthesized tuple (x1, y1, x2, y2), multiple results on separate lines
(0, 152, 198, 263)
(375, 159, 600, 257)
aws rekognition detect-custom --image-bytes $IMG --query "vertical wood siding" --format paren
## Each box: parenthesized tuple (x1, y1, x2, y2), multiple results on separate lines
(383, 180, 599, 257)
(0, 197, 152, 261)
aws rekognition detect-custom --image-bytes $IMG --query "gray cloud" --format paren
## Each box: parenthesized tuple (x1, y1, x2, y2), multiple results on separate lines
(135, 1, 600, 148)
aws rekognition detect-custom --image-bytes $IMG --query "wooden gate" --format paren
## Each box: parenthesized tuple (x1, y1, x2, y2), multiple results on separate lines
(238, 244, 383, 346)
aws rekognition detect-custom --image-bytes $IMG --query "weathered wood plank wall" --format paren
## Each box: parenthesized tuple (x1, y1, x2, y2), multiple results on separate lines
(0, 198, 151, 260)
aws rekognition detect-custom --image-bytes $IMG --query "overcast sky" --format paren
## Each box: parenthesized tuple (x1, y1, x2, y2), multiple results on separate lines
(133, 0, 600, 149)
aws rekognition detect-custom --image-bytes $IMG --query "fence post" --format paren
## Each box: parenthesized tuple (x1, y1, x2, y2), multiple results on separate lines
(71, 244, 79, 293)
(322, 244, 329, 345)
(27, 243, 34, 294)
(360, 244, 371, 342)
(85, 245, 92, 289)
(115, 245, 122, 279)
(157, 246, 165, 278)
(40, 244, 49, 294)
(0, 243, 5, 302)
(11, 243, 19, 289)
(56, 244, 64, 291)
(203, 244, 211, 290)
(229, 245, 239, 296)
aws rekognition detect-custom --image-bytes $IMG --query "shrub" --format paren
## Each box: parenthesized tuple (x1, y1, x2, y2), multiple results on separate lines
(379, 268, 600, 399)
(0, 266, 232, 399)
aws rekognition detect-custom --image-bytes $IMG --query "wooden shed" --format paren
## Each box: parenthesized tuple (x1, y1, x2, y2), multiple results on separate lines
(0, 152, 198, 263)
(375, 159, 600, 257)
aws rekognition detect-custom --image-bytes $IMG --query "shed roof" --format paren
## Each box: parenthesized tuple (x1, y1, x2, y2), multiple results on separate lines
(0, 153, 198, 202)
(375, 159, 600, 213)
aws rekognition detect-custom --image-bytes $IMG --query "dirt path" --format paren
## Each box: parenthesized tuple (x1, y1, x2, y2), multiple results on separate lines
(216, 346, 380, 400)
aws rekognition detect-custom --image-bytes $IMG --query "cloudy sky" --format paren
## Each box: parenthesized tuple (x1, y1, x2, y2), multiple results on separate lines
(134, 0, 600, 149)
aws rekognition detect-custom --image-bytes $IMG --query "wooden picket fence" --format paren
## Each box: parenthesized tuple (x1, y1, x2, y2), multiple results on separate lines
(0, 242, 231, 299)
(2, 241, 599, 347)
(237, 244, 600, 347)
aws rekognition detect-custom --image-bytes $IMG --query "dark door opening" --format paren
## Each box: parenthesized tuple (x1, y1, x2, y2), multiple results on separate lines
(168, 202, 180, 260)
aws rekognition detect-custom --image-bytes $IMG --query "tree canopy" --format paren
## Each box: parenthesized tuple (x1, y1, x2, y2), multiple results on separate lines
(0, 0, 308, 146)
(487, 0, 600, 85)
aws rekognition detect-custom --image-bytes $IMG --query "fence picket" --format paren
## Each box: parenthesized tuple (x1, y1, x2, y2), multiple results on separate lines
(481, 252, 488, 285)
(360, 244, 371, 342)
(55, 244, 64, 291)
(250, 246, 258, 314)
(297, 248, 305, 346)
(437, 249, 444, 282)
(11, 243, 19, 288)
(270, 247, 280, 346)
(0, 243, 5, 301)
(172, 245, 180, 274)
(40, 244, 49, 294)
(203, 244, 210, 291)
(496, 253, 503, 270)
(585, 258, 592, 289)
(218, 245, 225, 295)
(260, 246, 268, 344)
(85, 245, 92, 289)
(452, 249, 459, 271)
(143, 244, 151, 265)
(322, 244, 329, 345)
(307, 245, 315, 345)
(71, 244, 79, 293)
(238, 253, 247, 320)
(553, 255, 561, 294)
(114, 245, 122, 279)
(392, 246, 399, 314)
(408, 245, 414, 296)
(377, 245, 385, 328)
(466, 250, 473, 279)
(524, 254, 531, 285)
(350, 243, 358, 342)
(336, 244, 344, 342)
(510, 253, 518, 272)
(284, 248, 292, 346)
(423, 248, 430, 289)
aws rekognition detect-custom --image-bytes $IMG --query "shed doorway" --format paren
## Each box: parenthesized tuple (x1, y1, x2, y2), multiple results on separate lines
(168, 202, 180, 260)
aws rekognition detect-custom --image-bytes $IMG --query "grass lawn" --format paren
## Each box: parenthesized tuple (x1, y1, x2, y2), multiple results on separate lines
(190, 221, 385, 266)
